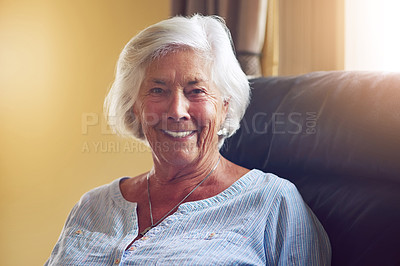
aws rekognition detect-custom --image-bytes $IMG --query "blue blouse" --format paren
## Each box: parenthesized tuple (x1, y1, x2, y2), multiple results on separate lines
(46, 169, 331, 265)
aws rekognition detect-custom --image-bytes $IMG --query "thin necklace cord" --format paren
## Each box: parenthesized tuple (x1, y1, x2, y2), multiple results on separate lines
(141, 156, 221, 236)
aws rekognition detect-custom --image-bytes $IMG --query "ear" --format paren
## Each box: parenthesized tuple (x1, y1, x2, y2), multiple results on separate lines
(132, 103, 138, 116)
(132, 101, 141, 117)
(131, 102, 143, 127)
(221, 98, 230, 123)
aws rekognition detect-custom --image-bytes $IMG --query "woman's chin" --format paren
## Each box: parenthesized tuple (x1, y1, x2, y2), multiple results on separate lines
(151, 142, 199, 166)
(160, 152, 199, 167)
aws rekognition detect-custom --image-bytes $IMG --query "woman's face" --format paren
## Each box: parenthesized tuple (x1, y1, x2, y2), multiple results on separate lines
(134, 49, 228, 167)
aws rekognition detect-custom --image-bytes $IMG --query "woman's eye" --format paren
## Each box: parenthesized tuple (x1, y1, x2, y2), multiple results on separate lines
(192, 89, 204, 94)
(188, 88, 205, 95)
(185, 88, 207, 100)
(150, 88, 164, 94)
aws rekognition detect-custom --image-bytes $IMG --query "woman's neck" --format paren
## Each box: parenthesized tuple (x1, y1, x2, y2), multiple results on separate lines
(147, 155, 249, 205)
(150, 152, 221, 185)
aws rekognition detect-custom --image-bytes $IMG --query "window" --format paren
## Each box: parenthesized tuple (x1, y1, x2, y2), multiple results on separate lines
(345, 0, 400, 71)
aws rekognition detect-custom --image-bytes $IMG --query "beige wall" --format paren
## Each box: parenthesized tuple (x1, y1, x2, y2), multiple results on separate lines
(278, 0, 345, 75)
(0, 0, 168, 265)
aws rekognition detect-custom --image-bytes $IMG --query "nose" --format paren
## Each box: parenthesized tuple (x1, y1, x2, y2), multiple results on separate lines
(167, 90, 190, 121)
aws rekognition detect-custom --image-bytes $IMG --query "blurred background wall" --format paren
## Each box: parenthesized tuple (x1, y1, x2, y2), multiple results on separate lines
(0, 0, 168, 265)
(2, 0, 398, 265)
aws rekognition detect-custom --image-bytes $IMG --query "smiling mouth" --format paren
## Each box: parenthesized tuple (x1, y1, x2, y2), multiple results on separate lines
(162, 130, 196, 138)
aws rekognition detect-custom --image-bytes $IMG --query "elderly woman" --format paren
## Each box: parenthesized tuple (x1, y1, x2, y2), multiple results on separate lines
(46, 15, 331, 265)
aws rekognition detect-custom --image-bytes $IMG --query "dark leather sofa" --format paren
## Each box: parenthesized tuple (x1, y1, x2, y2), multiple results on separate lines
(221, 71, 400, 266)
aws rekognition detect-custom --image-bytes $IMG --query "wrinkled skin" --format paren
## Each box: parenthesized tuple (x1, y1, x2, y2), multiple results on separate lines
(134, 49, 228, 180)
(121, 50, 249, 244)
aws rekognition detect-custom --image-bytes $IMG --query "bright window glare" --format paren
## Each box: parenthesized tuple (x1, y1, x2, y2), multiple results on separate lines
(345, 0, 400, 72)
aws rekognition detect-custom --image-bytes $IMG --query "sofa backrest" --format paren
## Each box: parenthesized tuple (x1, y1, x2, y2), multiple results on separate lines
(221, 71, 400, 265)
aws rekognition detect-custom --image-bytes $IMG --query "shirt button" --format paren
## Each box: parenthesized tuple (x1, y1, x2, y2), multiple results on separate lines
(75, 230, 83, 235)
(206, 232, 216, 240)
(129, 246, 136, 251)
(114, 258, 120, 264)
(142, 236, 149, 240)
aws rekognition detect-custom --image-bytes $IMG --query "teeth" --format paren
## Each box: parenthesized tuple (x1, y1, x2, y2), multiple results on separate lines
(163, 130, 194, 138)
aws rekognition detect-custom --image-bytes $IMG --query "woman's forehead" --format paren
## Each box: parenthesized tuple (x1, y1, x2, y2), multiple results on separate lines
(144, 51, 211, 85)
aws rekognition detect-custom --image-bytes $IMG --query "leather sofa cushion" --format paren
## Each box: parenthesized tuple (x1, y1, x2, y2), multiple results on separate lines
(222, 71, 400, 265)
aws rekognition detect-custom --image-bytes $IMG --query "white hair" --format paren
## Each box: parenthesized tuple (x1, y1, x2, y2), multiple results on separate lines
(104, 15, 250, 148)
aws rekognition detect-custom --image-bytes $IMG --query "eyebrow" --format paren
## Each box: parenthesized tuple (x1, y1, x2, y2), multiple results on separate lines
(150, 79, 167, 85)
(187, 77, 209, 86)
(149, 78, 207, 86)
(188, 79, 203, 85)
